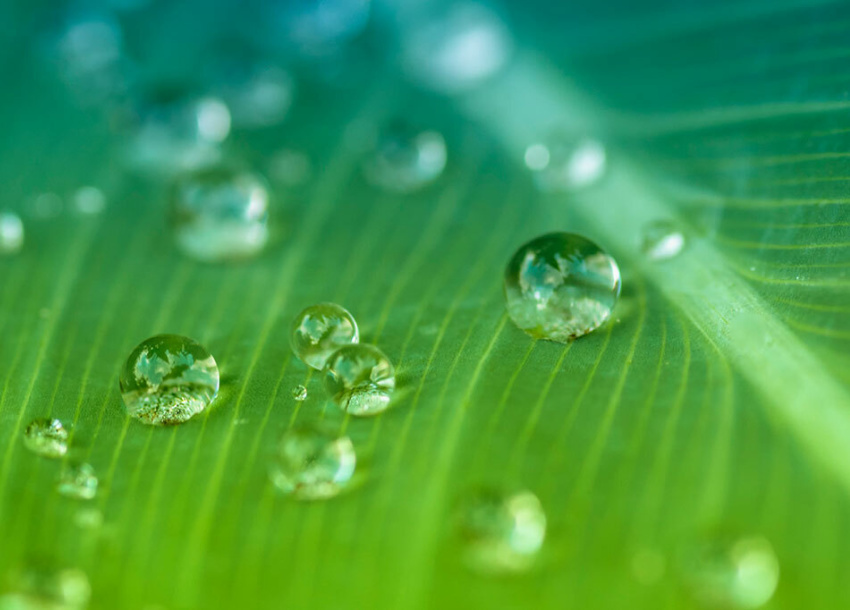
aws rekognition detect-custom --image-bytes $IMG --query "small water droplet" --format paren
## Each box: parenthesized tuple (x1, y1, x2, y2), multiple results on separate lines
(504, 232, 621, 342)
(268, 149, 312, 186)
(171, 166, 270, 262)
(1, 564, 90, 610)
(457, 488, 546, 575)
(72, 187, 106, 215)
(0, 212, 24, 255)
(525, 136, 606, 191)
(641, 220, 685, 261)
(125, 89, 230, 176)
(119, 334, 219, 425)
(292, 385, 308, 401)
(402, 3, 513, 93)
(324, 344, 395, 416)
(363, 122, 447, 193)
(23, 419, 69, 459)
(73, 507, 103, 530)
(290, 303, 359, 370)
(682, 536, 779, 609)
(206, 55, 294, 129)
(632, 548, 666, 585)
(268, 426, 356, 500)
(57, 463, 98, 500)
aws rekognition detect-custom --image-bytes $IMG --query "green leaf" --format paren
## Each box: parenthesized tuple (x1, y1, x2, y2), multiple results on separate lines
(1, 2, 849, 608)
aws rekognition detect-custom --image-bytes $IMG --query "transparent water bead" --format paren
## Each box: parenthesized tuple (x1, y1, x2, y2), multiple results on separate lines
(524, 136, 606, 191)
(324, 344, 395, 416)
(268, 427, 356, 500)
(119, 334, 219, 425)
(206, 55, 294, 129)
(363, 123, 447, 193)
(0, 212, 24, 255)
(23, 419, 69, 459)
(125, 89, 230, 176)
(682, 536, 779, 609)
(402, 3, 513, 94)
(504, 232, 621, 342)
(457, 488, 546, 574)
(171, 166, 270, 262)
(0, 565, 90, 610)
(292, 385, 308, 401)
(290, 303, 359, 370)
(641, 220, 686, 261)
(57, 463, 98, 500)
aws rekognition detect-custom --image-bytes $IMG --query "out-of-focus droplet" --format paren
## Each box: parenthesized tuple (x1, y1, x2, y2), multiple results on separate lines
(171, 167, 270, 262)
(268, 426, 356, 500)
(457, 487, 546, 575)
(402, 3, 513, 94)
(23, 419, 69, 459)
(0, 212, 24, 255)
(363, 122, 447, 193)
(681, 536, 780, 609)
(1, 564, 90, 610)
(525, 136, 606, 191)
(72, 187, 107, 216)
(73, 508, 104, 530)
(504, 232, 621, 342)
(641, 220, 685, 261)
(324, 344, 395, 416)
(27, 193, 63, 219)
(119, 334, 220, 425)
(290, 303, 359, 370)
(270, 0, 371, 57)
(268, 149, 312, 186)
(124, 89, 230, 177)
(57, 463, 98, 501)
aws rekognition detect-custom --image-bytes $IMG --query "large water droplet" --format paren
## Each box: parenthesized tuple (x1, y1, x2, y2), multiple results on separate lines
(171, 167, 270, 262)
(682, 536, 779, 609)
(504, 232, 621, 342)
(324, 344, 395, 416)
(0, 565, 90, 610)
(0, 212, 24, 255)
(290, 303, 359, 370)
(124, 89, 230, 176)
(23, 419, 69, 459)
(457, 488, 546, 574)
(524, 136, 606, 191)
(402, 3, 512, 94)
(641, 220, 685, 261)
(363, 122, 447, 193)
(57, 463, 98, 501)
(268, 426, 356, 500)
(119, 334, 219, 425)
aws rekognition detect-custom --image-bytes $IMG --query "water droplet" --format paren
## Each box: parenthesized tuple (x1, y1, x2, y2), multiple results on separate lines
(119, 334, 219, 425)
(525, 136, 606, 191)
(268, 426, 356, 500)
(171, 166, 270, 262)
(0, 212, 24, 255)
(504, 232, 621, 342)
(206, 57, 294, 129)
(290, 303, 359, 370)
(73, 508, 103, 530)
(292, 385, 308, 401)
(457, 488, 546, 575)
(268, 149, 312, 186)
(23, 419, 69, 459)
(1, 565, 90, 610)
(632, 548, 666, 585)
(641, 220, 686, 261)
(125, 89, 230, 176)
(324, 344, 395, 416)
(363, 123, 447, 193)
(57, 463, 98, 500)
(72, 187, 106, 216)
(28, 193, 63, 219)
(682, 536, 779, 609)
(402, 3, 513, 94)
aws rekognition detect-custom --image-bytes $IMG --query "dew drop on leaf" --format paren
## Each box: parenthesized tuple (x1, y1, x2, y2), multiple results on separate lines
(0, 212, 24, 255)
(291, 384, 308, 401)
(23, 418, 69, 459)
(290, 303, 359, 370)
(363, 122, 447, 193)
(57, 463, 98, 501)
(641, 220, 686, 261)
(324, 344, 395, 416)
(268, 426, 356, 500)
